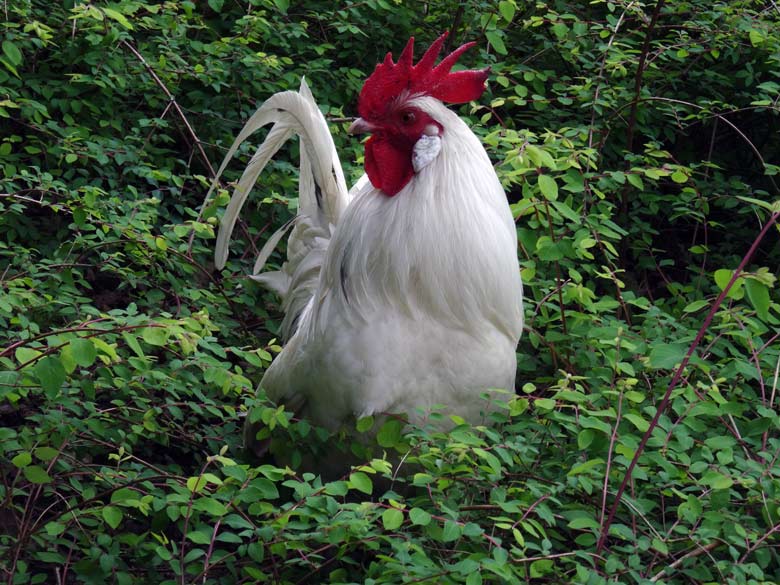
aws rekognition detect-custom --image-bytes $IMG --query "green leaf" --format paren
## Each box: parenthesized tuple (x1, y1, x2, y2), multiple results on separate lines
(349, 471, 373, 495)
(498, 0, 516, 22)
(111, 487, 140, 506)
(376, 418, 402, 448)
(382, 508, 404, 531)
(525, 144, 556, 169)
(580, 416, 611, 434)
(705, 435, 737, 450)
(441, 520, 462, 542)
(623, 413, 649, 432)
(193, 497, 228, 516)
(34, 356, 66, 396)
(187, 473, 222, 493)
(473, 448, 502, 476)
(552, 22, 569, 40)
(485, 31, 507, 56)
(648, 343, 687, 370)
(568, 516, 599, 530)
(744, 279, 770, 321)
(530, 559, 553, 578)
(247, 541, 264, 563)
(222, 465, 247, 483)
(551, 200, 580, 223)
(12, 451, 32, 468)
(24, 465, 52, 484)
(122, 332, 145, 358)
(651, 538, 669, 555)
(534, 398, 555, 410)
(102, 505, 123, 529)
(0, 59, 18, 79)
(538, 175, 559, 200)
(59, 345, 77, 374)
(92, 337, 119, 361)
(15, 347, 41, 366)
(409, 507, 432, 526)
(356, 415, 374, 433)
(536, 237, 563, 261)
(714, 268, 744, 298)
(70, 338, 97, 368)
(186, 528, 213, 544)
(324, 481, 348, 496)
(142, 326, 170, 347)
(155, 545, 172, 561)
(568, 458, 605, 476)
(625, 391, 645, 403)
(509, 397, 529, 416)
(34, 447, 59, 462)
(187, 476, 208, 493)
(2, 41, 22, 66)
(683, 299, 709, 313)
(627, 173, 644, 189)
(273, 0, 290, 13)
(577, 429, 595, 449)
(562, 170, 585, 192)
(207, 0, 224, 12)
(45, 522, 66, 536)
(702, 471, 733, 490)
(248, 477, 279, 499)
(737, 195, 780, 213)
(101, 7, 134, 30)
(35, 551, 66, 564)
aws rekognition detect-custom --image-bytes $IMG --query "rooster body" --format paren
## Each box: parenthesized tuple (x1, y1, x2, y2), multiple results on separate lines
(207, 34, 523, 446)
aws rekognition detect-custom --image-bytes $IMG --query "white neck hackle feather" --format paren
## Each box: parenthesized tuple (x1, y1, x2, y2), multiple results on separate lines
(315, 96, 522, 343)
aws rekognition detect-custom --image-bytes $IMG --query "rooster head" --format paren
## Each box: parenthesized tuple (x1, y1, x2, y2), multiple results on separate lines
(349, 32, 489, 196)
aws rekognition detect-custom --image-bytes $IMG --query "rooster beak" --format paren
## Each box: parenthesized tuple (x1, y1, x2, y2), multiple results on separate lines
(348, 118, 377, 135)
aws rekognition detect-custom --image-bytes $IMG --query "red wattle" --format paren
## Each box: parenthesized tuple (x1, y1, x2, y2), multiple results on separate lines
(365, 135, 414, 197)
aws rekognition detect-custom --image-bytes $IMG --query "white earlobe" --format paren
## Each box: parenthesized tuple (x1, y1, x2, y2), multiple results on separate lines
(412, 134, 442, 172)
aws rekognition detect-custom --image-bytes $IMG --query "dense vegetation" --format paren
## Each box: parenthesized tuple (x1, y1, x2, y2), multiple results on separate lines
(2, 1, 779, 583)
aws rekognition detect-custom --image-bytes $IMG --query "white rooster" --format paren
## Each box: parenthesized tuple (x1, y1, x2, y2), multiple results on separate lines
(207, 32, 523, 456)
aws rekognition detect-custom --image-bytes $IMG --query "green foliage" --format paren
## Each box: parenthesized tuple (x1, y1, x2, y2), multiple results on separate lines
(2, 1, 779, 583)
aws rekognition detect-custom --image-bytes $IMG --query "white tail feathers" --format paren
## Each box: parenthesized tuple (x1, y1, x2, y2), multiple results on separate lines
(204, 78, 351, 338)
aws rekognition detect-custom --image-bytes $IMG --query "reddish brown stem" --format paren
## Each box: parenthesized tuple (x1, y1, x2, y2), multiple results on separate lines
(596, 210, 780, 555)
(625, 0, 666, 156)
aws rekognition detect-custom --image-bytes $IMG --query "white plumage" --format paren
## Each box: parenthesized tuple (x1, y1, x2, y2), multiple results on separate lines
(206, 44, 523, 454)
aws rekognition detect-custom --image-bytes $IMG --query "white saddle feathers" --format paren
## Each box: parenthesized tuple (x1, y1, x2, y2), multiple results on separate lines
(206, 79, 353, 338)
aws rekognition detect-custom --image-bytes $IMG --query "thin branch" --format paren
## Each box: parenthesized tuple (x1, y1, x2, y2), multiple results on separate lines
(587, 1, 636, 151)
(600, 336, 625, 530)
(625, 0, 666, 155)
(613, 96, 780, 194)
(597, 210, 780, 555)
(649, 541, 721, 582)
(445, 4, 465, 52)
(120, 40, 217, 180)
(739, 521, 780, 564)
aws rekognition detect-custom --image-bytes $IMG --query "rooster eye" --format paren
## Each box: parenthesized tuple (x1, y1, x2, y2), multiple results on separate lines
(401, 111, 416, 125)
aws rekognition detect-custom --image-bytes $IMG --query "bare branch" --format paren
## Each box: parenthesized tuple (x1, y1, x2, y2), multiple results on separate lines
(121, 40, 217, 181)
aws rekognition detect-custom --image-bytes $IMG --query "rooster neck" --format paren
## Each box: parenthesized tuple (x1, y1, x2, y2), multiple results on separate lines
(317, 99, 523, 340)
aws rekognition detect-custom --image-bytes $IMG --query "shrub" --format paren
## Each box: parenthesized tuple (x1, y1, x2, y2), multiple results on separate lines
(1, 1, 778, 583)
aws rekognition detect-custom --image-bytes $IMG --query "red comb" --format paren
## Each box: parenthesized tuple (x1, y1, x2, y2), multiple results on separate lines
(358, 32, 489, 120)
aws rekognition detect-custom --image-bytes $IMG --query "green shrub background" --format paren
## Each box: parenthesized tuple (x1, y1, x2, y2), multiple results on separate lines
(1, 1, 779, 583)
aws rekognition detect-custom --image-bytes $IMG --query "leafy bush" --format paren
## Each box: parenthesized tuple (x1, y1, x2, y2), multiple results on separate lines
(1, 1, 779, 583)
